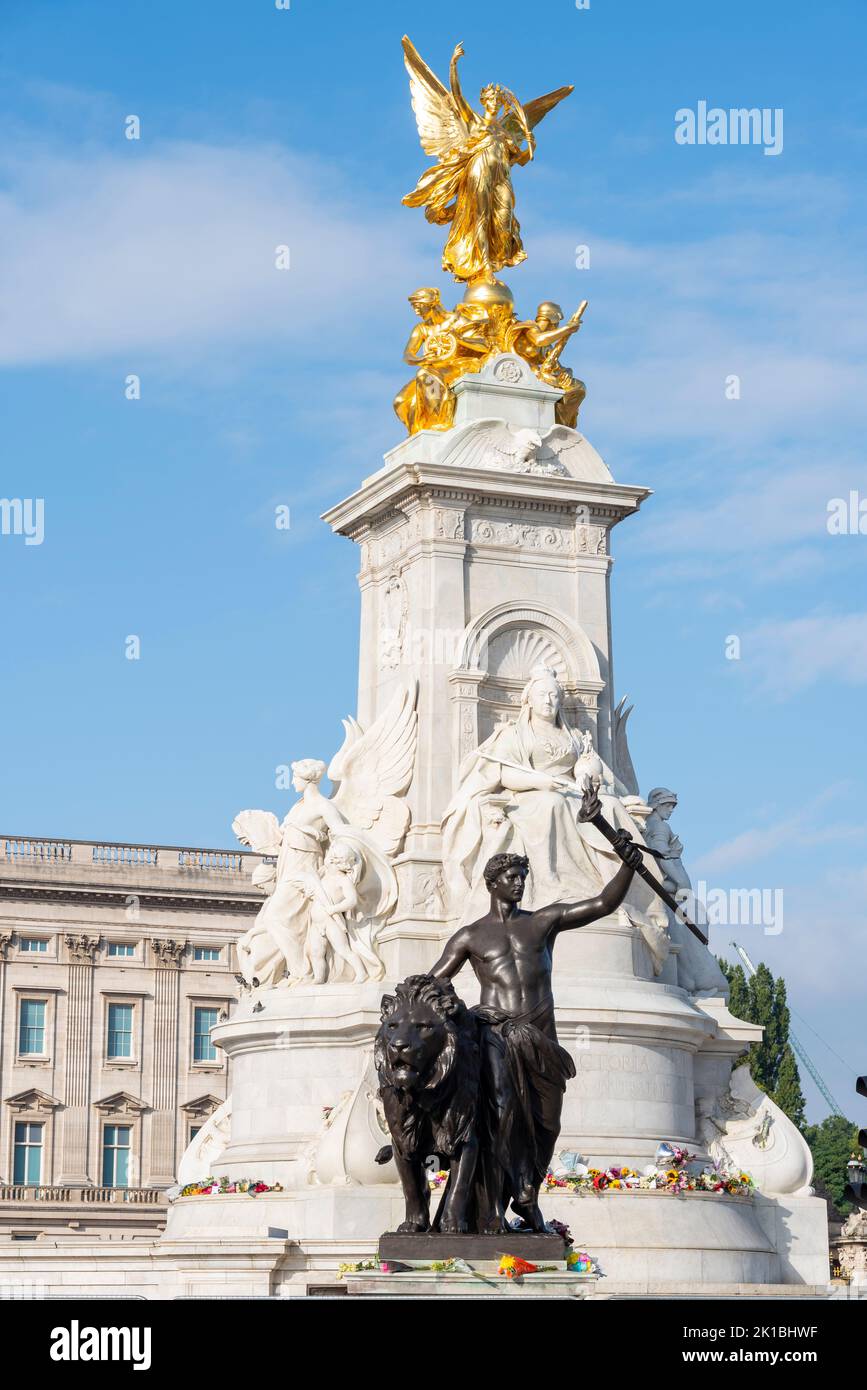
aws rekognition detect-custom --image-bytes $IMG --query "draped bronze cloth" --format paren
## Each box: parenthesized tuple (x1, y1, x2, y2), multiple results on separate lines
(472, 997, 575, 1214)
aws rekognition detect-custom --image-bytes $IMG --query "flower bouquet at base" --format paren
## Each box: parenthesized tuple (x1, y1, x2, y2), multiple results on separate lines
(566, 1249, 597, 1274)
(176, 1174, 284, 1198)
(543, 1144, 755, 1197)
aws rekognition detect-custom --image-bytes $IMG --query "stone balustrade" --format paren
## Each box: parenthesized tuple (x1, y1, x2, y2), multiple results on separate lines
(2, 836, 250, 875)
(2, 837, 73, 863)
(0, 1185, 165, 1205)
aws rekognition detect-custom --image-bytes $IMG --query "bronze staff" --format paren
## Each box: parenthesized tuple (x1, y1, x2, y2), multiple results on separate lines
(476, 752, 709, 945)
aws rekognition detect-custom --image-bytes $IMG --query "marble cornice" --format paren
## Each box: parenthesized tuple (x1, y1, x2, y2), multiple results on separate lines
(323, 460, 650, 536)
(0, 884, 260, 914)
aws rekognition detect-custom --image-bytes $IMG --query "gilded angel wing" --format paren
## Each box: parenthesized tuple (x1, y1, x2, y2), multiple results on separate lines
(402, 35, 469, 156)
(327, 682, 418, 857)
(523, 85, 574, 130)
(501, 84, 573, 142)
(232, 809, 282, 855)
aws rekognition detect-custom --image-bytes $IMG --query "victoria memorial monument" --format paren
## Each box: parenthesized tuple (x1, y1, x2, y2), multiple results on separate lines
(0, 34, 829, 1298)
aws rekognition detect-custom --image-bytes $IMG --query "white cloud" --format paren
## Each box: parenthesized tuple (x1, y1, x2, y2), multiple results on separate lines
(5, 139, 866, 470)
(526, 209, 867, 450)
(694, 784, 867, 873)
(0, 140, 427, 366)
(697, 813, 867, 875)
(739, 612, 867, 696)
(749, 875, 867, 1005)
(629, 456, 865, 561)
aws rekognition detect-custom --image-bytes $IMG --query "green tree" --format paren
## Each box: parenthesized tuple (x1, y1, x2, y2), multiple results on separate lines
(722, 960, 750, 1020)
(717, 957, 807, 1128)
(803, 1114, 862, 1214)
(773, 1046, 806, 1131)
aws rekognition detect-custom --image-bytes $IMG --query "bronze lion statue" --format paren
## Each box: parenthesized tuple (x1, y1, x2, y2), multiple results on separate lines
(374, 974, 480, 1233)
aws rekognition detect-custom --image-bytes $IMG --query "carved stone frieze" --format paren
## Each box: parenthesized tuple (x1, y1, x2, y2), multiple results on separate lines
(433, 507, 465, 540)
(577, 523, 608, 555)
(469, 518, 573, 552)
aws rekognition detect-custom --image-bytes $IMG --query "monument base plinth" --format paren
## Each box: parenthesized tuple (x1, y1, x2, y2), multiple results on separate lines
(345, 1269, 596, 1298)
(378, 1230, 566, 1263)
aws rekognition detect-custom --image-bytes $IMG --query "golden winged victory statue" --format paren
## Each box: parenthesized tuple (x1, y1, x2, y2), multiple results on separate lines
(402, 36, 573, 285)
(395, 37, 586, 436)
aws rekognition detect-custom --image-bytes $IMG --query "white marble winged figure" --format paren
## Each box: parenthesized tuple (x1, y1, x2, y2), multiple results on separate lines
(233, 684, 418, 989)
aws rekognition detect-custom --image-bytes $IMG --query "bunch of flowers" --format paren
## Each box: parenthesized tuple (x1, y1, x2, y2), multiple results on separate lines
(380, 1257, 476, 1275)
(428, 1169, 449, 1190)
(566, 1249, 597, 1274)
(178, 1175, 284, 1198)
(337, 1260, 378, 1278)
(343, 1244, 597, 1282)
(498, 1255, 544, 1279)
(546, 1218, 573, 1245)
(657, 1142, 694, 1166)
(544, 1148, 754, 1198)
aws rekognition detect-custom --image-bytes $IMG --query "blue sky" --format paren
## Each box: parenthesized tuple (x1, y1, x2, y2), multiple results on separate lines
(1, 0, 865, 1122)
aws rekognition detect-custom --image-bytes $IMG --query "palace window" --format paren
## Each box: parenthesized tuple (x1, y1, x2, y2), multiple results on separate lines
(101, 1125, 131, 1187)
(193, 947, 220, 962)
(13, 1122, 43, 1185)
(18, 999, 46, 1055)
(107, 943, 135, 958)
(193, 1007, 219, 1063)
(107, 1002, 134, 1059)
(19, 937, 48, 953)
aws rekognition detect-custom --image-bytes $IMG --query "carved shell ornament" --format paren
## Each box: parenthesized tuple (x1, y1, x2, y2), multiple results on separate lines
(485, 628, 567, 682)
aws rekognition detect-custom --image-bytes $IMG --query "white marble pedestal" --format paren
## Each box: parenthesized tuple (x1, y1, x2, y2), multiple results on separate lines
(151, 935, 829, 1291)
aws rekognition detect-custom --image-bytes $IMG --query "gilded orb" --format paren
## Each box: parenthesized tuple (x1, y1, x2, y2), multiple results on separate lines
(462, 279, 515, 311)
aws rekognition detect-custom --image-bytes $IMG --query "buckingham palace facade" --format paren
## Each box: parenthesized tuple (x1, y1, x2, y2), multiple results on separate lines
(0, 835, 263, 1239)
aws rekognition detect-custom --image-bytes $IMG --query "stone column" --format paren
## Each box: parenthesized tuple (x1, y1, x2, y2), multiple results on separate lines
(0, 934, 10, 1181)
(57, 934, 100, 1185)
(147, 938, 185, 1186)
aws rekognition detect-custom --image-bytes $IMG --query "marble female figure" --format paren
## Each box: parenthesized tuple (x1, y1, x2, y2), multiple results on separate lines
(644, 787, 729, 996)
(232, 685, 417, 990)
(234, 759, 349, 988)
(441, 666, 669, 943)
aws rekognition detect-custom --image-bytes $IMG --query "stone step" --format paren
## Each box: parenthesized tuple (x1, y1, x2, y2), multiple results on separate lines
(344, 1270, 596, 1298)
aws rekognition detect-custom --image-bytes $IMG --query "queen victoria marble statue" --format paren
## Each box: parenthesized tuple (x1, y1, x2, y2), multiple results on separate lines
(441, 666, 670, 954)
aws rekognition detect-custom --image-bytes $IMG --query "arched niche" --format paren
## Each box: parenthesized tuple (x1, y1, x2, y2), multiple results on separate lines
(448, 601, 606, 767)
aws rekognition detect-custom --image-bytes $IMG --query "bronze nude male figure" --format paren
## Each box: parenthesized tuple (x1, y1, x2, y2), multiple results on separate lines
(376, 783, 643, 1236)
